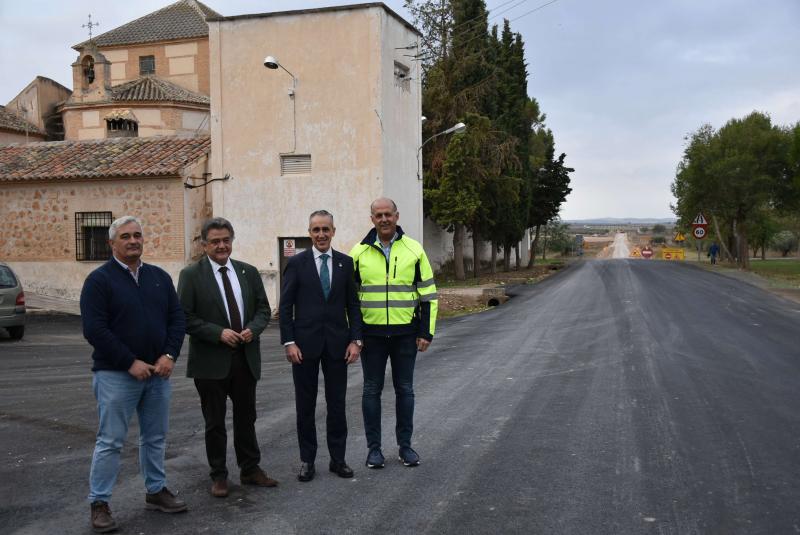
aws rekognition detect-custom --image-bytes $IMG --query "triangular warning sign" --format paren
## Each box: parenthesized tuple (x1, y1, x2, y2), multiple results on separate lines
(692, 213, 707, 225)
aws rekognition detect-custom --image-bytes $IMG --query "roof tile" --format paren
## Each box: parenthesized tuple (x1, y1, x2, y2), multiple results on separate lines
(0, 135, 210, 181)
(73, 0, 221, 49)
(0, 106, 47, 136)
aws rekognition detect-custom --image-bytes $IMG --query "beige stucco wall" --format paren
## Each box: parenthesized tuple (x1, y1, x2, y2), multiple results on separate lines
(7, 78, 71, 131)
(209, 7, 421, 304)
(0, 130, 47, 145)
(0, 176, 194, 299)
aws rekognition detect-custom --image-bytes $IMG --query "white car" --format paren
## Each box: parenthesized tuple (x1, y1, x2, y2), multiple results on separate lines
(0, 262, 25, 339)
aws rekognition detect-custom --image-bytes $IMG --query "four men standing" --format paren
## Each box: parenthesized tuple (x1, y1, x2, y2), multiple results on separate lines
(81, 199, 437, 530)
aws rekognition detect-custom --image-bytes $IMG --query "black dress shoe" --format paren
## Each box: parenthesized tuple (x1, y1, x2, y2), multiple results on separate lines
(298, 462, 315, 482)
(329, 460, 354, 478)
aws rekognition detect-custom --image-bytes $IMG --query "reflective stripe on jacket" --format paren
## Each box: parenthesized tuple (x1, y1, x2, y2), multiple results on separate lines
(349, 226, 437, 339)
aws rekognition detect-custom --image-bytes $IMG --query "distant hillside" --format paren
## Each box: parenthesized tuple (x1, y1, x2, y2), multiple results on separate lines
(565, 218, 676, 226)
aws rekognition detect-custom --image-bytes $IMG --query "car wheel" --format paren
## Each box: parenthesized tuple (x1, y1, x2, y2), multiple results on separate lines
(7, 325, 24, 340)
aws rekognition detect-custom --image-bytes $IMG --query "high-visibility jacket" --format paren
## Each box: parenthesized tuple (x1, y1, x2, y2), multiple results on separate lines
(349, 226, 437, 339)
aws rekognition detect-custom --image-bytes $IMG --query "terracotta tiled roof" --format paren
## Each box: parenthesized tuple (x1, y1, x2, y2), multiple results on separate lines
(73, 0, 221, 49)
(0, 106, 47, 136)
(111, 76, 210, 105)
(0, 135, 210, 181)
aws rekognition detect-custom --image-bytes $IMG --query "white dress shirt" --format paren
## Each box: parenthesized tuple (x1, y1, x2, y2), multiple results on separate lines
(313, 246, 334, 288)
(208, 256, 245, 329)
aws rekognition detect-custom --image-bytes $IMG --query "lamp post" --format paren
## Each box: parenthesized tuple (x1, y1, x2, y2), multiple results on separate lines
(416, 122, 466, 181)
(264, 55, 298, 153)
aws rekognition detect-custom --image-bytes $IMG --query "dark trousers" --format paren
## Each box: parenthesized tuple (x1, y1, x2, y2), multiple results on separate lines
(360, 334, 417, 450)
(194, 351, 261, 481)
(292, 347, 348, 463)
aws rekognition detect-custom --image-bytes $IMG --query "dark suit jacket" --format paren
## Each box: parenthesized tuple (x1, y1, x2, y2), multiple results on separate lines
(279, 249, 362, 360)
(178, 256, 270, 380)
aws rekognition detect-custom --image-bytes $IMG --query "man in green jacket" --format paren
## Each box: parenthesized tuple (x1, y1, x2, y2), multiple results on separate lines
(350, 198, 438, 469)
(177, 218, 277, 498)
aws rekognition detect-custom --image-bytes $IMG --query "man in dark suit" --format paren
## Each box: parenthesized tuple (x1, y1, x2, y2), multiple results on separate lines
(280, 210, 363, 482)
(177, 218, 277, 498)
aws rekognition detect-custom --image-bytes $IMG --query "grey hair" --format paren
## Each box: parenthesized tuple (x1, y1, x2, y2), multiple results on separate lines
(108, 215, 143, 240)
(370, 197, 398, 214)
(201, 217, 235, 243)
(308, 210, 334, 227)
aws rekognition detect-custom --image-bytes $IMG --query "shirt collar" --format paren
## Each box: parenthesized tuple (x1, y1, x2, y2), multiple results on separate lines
(208, 256, 234, 273)
(313, 246, 333, 259)
(113, 255, 142, 274)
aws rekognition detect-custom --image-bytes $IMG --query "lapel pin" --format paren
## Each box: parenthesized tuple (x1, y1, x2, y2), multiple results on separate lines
(338, 263, 342, 268)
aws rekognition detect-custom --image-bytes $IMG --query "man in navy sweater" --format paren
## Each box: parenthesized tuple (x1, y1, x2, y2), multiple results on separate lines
(80, 215, 186, 533)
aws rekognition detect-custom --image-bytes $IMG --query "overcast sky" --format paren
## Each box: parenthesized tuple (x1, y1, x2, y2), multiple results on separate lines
(2, 0, 798, 220)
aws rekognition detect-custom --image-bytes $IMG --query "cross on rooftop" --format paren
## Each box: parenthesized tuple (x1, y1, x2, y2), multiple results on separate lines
(82, 14, 100, 41)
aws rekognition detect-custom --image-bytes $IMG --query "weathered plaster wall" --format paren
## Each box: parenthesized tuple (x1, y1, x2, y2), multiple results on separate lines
(209, 7, 420, 304)
(378, 10, 423, 243)
(0, 130, 46, 145)
(0, 177, 189, 298)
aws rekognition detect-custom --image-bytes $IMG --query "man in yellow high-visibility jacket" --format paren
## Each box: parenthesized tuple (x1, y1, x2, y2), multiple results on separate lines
(349, 198, 437, 469)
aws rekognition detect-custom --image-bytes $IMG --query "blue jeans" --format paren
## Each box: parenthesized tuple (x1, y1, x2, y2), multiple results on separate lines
(88, 370, 171, 503)
(360, 334, 417, 450)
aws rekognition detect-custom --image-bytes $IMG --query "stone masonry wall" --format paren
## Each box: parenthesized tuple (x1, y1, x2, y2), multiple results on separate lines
(0, 177, 185, 261)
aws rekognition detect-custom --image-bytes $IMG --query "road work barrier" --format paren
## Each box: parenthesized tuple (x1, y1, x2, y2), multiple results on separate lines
(661, 248, 685, 260)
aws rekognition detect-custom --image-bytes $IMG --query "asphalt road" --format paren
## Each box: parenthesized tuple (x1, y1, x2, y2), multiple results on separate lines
(1, 259, 799, 534)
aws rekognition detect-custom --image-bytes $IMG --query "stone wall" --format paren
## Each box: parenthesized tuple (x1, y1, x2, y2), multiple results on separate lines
(1, 177, 189, 299)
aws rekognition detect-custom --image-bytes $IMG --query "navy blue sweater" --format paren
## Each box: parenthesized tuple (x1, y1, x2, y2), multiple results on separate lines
(80, 259, 185, 372)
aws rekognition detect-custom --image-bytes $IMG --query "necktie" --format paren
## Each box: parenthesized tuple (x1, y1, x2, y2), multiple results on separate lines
(319, 253, 331, 300)
(218, 266, 243, 332)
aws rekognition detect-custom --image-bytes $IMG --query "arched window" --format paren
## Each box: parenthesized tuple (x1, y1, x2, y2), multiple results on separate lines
(82, 56, 95, 85)
(106, 118, 138, 138)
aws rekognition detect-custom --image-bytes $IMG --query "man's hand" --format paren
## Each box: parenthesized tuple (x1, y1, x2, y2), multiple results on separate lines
(345, 342, 361, 364)
(220, 328, 245, 348)
(416, 338, 431, 352)
(240, 328, 254, 344)
(128, 359, 155, 380)
(153, 355, 175, 378)
(285, 343, 303, 365)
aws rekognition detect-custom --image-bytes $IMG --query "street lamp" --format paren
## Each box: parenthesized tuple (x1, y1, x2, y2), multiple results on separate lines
(264, 55, 298, 153)
(417, 122, 467, 180)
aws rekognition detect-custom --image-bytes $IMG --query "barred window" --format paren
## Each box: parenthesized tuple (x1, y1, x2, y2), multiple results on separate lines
(75, 212, 113, 261)
(139, 55, 155, 75)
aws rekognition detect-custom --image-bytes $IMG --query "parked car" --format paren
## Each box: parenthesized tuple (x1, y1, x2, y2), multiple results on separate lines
(0, 262, 25, 339)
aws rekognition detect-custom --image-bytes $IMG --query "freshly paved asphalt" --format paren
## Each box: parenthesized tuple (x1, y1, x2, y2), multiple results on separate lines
(1, 259, 799, 534)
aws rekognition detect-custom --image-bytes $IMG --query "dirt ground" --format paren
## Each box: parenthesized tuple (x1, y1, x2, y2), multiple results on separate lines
(436, 262, 565, 316)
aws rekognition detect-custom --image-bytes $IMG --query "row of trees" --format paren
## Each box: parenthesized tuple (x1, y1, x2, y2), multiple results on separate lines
(405, 0, 573, 279)
(671, 111, 800, 268)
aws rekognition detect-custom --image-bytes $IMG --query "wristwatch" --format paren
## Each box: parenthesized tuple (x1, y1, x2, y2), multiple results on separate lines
(164, 353, 175, 361)
(353, 340, 363, 348)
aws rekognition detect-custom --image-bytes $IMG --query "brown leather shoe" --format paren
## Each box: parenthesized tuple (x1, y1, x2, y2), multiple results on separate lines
(240, 468, 279, 487)
(90, 501, 118, 533)
(145, 487, 188, 513)
(211, 479, 229, 497)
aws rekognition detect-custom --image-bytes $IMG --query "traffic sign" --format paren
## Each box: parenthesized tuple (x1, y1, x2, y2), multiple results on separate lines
(692, 213, 708, 226)
(641, 247, 653, 259)
(674, 232, 686, 242)
(693, 227, 707, 240)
